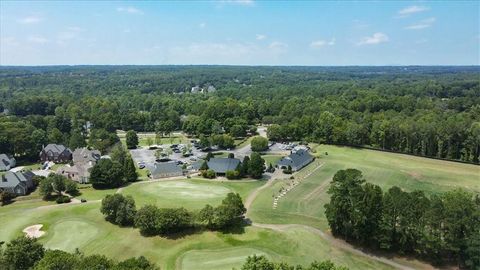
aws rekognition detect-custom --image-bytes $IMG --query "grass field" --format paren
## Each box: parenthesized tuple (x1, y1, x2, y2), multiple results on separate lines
(0, 177, 394, 270)
(249, 144, 480, 231)
(1, 145, 477, 270)
(120, 178, 265, 209)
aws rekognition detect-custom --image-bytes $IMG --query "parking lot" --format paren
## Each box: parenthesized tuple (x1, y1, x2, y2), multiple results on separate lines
(129, 143, 206, 169)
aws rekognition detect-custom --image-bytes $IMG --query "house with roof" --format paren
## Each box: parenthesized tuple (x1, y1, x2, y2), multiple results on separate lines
(148, 162, 183, 179)
(56, 163, 92, 184)
(188, 160, 205, 172)
(73, 148, 101, 165)
(0, 171, 34, 196)
(39, 144, 72, 163)
(276, 149, 314, 172)
(0, 154, 16, 171)
(56, 147, 101, 184)
(207, 157, 241, 176)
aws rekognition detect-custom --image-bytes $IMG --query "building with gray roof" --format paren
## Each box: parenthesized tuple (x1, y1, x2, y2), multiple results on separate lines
(148, 162, 183, 179)
(39, 144, 72, 163)
(207, 157, 241, 175)
(276, 149, 314, 172)
(73, 148, 101, 165)
(0, 154, 16, 171)
(0, 171, 34, 196)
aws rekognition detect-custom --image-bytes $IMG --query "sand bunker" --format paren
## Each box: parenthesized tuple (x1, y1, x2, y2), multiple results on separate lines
(23, 224, 45, 238)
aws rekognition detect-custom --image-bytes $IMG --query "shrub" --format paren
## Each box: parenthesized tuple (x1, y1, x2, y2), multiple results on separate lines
(0, 191, 16, 206)
(202, 169, 216, 179)
(226, 170, 240, 180)
(55, 195, 71, 204)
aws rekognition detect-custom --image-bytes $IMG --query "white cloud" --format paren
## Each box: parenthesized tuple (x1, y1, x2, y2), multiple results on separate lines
(357, 32, 389, 45)
(397, 5, 429, 17)
(17, 16, 43, 24)
(310, 38, 335, 48)
(199, 22, 206, 29)
(405, 17, 436, 30)
(256, 34, 266, 40)
(27, 35, 48, 44)
(116, 6, 143, 14)
(268, 41, 288, 52)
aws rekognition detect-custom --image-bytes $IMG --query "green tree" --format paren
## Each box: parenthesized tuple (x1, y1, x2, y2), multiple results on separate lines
(198, 204, 215, 229)
(126, 130, 139, 149)
(33, 249, 77, 270)
(75, 254, 114, 270)
(135, 205, 161, 236)
(251, 136, 268, 152)
(324, 169, 365, 241)
(68, 129, 86, 150)
(38, 177, 54, 199)
(124, 153, 138, 182)
(240, 255, 274, 270)
(3, 237, 45, 270)
(90, 159, 125, 189)
(114, 256, 159, 270)
(101, 194, 137, 226)
(239, 156, 250, 177)
(248, 152, 265, 179)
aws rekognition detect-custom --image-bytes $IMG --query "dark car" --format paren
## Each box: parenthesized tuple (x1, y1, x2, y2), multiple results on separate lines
(81, 198, 87, 203)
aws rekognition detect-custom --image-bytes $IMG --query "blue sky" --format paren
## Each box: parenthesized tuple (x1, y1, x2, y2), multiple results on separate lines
(1, 1, 478, 65)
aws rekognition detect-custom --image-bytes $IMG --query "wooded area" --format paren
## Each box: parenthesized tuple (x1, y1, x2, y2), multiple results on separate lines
(0, 66, 478, 163)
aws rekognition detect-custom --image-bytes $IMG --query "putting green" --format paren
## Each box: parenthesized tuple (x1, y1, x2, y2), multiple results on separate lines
(122, 181, 232, 209)
(179, 247, 269, 270)
(43, 219, 100, 252)
(143, 181, 231, 199)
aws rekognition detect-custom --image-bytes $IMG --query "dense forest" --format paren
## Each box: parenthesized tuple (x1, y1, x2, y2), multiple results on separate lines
(0, 66, 479, 163)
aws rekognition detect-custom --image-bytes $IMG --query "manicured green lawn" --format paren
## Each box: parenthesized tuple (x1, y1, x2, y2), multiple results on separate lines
(74, 185, 118, 201)
(262, 155, 283, 167)
(0, 200, 394, 270)
(249, 144, 480, 231)
(120, 178, 265, 210)
(3, 145, 475, 270)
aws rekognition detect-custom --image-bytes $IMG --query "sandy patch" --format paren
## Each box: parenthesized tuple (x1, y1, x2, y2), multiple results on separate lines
(23, 224, 45, 238)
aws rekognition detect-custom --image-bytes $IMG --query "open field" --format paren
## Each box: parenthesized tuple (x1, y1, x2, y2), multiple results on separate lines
(1, 145, 477, 269)
(0, 177, 396, 270)
(249, 144, 480, 231)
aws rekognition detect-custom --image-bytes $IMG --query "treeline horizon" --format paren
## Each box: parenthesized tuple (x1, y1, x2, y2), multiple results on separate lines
(0, 66, 478, 164)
